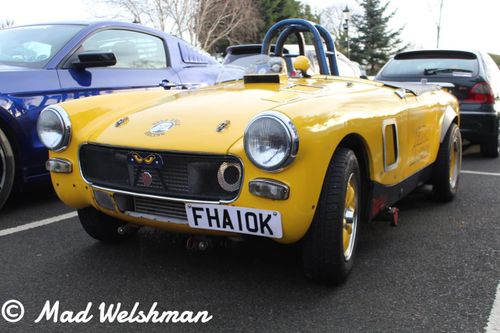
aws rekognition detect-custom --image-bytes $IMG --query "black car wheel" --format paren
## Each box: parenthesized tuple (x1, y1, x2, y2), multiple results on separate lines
(78, 207, 137, 242)
(433, 123, 462, 201)
(302, 148, 361, 284)
(0, 128, 16, 210)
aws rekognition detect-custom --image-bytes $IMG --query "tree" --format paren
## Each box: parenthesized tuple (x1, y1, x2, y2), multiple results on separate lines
(256, 0, 319, 40)
(98, 0, 259, 53)
(195, 0, 261, 53)
(0, 19, 14, 29)
(489, 54, 500, 68)
(320, 4, 354, 55)
(349, 0, 405, 75)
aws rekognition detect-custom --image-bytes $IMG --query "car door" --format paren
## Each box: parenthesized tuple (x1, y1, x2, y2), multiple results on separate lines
(57, 28, 181, 99)
(402, 92, 440, 179)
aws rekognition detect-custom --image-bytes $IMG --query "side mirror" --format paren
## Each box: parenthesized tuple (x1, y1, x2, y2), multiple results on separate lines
(72, 51, 117, 70)
(360, 75, 369, 80)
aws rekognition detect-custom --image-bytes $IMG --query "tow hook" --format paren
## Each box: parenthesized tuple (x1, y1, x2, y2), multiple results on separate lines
(186, 236, 213, 251)
(376, 206, 400, 227)
(186, 236, 245, 251)
(117, 224, 140, 235)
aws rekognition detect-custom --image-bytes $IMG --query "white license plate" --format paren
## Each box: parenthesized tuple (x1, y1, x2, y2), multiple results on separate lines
(185, 203, 282, 239)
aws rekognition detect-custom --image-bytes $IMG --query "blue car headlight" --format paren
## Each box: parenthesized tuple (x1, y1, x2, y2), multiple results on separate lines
(37, 105, 71, 152)
(244, 111, 299, 171)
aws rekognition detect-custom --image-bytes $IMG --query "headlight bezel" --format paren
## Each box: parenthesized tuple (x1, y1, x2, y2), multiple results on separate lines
(37, 105, 72, 152)
(244, 111, 299, 172)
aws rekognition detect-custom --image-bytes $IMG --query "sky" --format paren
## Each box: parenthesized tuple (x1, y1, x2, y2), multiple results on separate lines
(1, 0, 499, 54)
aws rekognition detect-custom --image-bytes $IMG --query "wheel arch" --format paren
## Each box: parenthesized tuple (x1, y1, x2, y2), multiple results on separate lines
(337, 133, 372, 182)
(337, 133, 373, 221)
(0, 108, 22, 172)
(440, 105, 459, 143)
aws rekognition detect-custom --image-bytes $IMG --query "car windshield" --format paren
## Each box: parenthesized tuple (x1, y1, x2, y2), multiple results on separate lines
(381, 56, 479, 77)
(217, 55, 287, 83)
(0, 24, 85, 69)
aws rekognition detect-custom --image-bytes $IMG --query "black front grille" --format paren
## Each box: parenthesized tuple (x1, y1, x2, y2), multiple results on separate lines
(80, 144, 241, 201)
(133, 196, 187, 221)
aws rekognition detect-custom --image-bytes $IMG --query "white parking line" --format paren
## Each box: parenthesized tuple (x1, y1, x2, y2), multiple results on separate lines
(0, 211, 77, 237)
(486, 282, 500, 333)
(462, 170, 500, 177)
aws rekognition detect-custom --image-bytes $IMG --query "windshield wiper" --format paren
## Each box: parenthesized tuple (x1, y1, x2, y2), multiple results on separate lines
(424, 68, 473, 75)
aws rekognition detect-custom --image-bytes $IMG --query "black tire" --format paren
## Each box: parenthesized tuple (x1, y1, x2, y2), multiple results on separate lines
(433, 123, 461, 201)
(0, 128, 15, 210)
(78, 207, 136, 243)
(302, 148, 361, 284)
(480, 139, 499, 158)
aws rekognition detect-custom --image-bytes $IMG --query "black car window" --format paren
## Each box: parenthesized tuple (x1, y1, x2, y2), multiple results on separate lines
(0, 24, 85, 69)
(71, 29, 167, 69)
(381, 51, 479, 77)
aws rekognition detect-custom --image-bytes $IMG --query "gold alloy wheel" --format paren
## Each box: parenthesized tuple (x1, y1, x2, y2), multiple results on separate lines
(449, 130, 461, 189)
(343, 173, 358, 261)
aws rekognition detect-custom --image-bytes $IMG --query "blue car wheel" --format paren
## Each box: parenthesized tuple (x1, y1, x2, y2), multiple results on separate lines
(0, 128, 15, 210)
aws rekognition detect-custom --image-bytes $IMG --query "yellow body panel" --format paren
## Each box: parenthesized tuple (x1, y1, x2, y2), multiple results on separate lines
(49, 76, 459, 244)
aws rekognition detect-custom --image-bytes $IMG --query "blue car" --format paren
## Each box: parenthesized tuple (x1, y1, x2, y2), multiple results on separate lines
(0, 22, 222, 208)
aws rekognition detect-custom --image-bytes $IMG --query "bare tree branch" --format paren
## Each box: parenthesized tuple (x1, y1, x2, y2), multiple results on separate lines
(0, 19, 15, 30)
(97, 0, 260, 52)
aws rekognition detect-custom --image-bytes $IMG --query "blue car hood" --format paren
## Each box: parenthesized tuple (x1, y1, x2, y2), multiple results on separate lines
(0, 66, 60, 95)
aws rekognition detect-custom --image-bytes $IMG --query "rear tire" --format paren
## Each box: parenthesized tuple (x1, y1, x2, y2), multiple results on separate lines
(0, 128, 15, 210)
(433, 123, 461, 201)
(302, 148, 361, 285)
(480, 139, 499, 158)
(78, 207, 136, 243)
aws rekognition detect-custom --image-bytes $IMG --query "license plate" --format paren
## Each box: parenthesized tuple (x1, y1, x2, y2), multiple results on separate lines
(185, 203, 282, 239)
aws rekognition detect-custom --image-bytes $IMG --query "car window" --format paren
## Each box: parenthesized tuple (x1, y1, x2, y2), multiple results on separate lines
(337, 58, 356, 77)
(381, 51, 479, 77)
(0, 24, 84, 69)
(178, 43, 217, 65)
(73, 29, 167, 69)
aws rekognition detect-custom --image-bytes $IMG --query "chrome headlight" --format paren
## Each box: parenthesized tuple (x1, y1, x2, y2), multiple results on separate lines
(244, 111, 298, 171)
(36, 105, 71, 152)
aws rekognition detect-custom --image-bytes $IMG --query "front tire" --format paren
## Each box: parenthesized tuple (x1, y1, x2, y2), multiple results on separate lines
(433, 123, 461, 201)
(78, 207, 136, 243)
(302, 148, 361, 284)
(0, 128, 16, 210)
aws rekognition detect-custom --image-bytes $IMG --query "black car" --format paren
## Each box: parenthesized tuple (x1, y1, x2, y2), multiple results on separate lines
(376, 50, 500, 157)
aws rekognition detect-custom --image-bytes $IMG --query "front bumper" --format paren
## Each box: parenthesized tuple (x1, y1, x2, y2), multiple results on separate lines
(49, 141, 328, 244)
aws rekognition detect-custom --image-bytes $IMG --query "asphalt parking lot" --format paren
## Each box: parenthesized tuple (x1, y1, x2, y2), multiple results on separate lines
(0, 145, 498, 333)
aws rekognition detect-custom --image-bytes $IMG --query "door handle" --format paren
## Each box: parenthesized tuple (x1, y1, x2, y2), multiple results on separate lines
(159, 80, 177, 89)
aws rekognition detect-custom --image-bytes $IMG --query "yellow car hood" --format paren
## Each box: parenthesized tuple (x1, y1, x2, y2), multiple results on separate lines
(87, 83, 303, 154)
(81, 78, 383, 154)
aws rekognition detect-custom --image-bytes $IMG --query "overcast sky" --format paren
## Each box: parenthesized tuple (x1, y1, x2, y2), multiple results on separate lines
(1, 0, 499, 54)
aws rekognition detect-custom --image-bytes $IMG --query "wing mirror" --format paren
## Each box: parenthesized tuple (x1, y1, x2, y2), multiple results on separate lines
(72, 51, 117, 70)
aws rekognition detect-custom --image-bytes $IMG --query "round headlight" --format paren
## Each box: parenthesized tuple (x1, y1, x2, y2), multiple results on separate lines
(36, 105, 71, 152)
(244, 111, 298, 171)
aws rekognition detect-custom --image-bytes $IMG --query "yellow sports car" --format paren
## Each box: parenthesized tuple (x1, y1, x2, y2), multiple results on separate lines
(37, 19, 461, 284)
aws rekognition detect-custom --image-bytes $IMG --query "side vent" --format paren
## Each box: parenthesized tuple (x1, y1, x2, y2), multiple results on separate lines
(382, 119, 399, 171)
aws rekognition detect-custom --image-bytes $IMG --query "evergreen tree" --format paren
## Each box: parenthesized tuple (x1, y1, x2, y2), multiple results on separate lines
(256, 0, 320, 40)
(349, 0, 405, 74)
